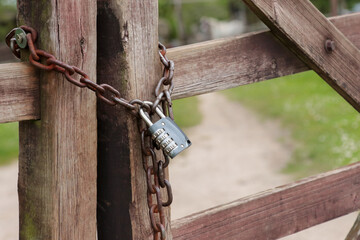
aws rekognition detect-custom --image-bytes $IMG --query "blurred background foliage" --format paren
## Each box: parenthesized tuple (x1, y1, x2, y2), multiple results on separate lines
(0, 0, 16, 43)
(0, 123, 18, 165)
(159, 0, 360, 45)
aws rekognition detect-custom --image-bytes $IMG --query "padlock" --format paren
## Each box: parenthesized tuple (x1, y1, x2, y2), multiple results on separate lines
(139, 101, 191, 158)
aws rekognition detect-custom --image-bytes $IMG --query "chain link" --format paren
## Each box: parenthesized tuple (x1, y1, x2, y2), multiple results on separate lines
(6, 26, 175, 239)
(6, 26, 176, 116)
(140, 124, 173, 240)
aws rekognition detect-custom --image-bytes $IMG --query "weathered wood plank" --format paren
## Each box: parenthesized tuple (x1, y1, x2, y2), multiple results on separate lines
(0, 63, 39, 123)
(96, 1, 170, 240)
(172, 162, 360, 240)
(17, 1, 97, 239)
(242, 0, 360, 112)
(1, 13, 359, 121)
(169, 13, 360, 99)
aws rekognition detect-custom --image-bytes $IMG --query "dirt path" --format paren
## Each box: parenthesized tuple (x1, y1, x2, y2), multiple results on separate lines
(0, 161, 18, 240)
(0, 93, 356, 239)
(170, 93, 292, 218)
(170, 93, 357, 239)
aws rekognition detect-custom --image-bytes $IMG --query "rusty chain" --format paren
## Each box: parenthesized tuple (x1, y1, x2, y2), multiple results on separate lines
(6, 26, 174, 240)
(140, 120, 173, 240)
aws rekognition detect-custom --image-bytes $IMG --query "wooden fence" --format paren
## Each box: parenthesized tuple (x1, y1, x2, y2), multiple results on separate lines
(0, 0, 360, 239)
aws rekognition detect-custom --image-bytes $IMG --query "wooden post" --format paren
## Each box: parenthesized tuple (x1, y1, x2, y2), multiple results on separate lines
(331, 0, 339, 16)
(17, 1, 97, 239)
(96, 1, 171, 239)
(174, 0, 186, 44)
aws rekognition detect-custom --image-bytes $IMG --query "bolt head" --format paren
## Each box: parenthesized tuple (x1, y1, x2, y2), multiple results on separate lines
(14, 28, 28, 49)
(325, 39, 335, 53)
(16, 33, 24, 43)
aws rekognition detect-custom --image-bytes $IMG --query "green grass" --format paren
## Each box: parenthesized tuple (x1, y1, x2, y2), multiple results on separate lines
(173, 96, 202, 128)
(225, 71, 360, 178)
(0, 122, 18, 165)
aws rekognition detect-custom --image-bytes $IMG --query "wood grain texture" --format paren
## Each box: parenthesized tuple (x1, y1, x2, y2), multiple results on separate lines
(172, 162, 360, 240)
(17, 1, 97, 239)
(169, 13, 360, 99)
(0, 63, 39, 123)
(242, 0, 360, 112)
(96, 1, 170, 239)
(0, 13, 359, 116)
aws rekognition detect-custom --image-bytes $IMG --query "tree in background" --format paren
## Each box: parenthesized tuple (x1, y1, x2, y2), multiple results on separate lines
(0, 0, 360, 44)
(159, 0, 231, 44)
(159, 0, 360, 45)
(0, 0, 16, 43)
(1, 0, 359, 44)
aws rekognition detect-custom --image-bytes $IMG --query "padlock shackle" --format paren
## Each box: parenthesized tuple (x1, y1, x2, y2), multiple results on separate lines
(139, 101, 166, 127)
(143, 101, 166, 118)
(139, 108, 153, 126)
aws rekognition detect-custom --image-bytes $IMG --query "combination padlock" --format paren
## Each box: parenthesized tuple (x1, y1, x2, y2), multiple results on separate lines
(139, 101, 191, 158)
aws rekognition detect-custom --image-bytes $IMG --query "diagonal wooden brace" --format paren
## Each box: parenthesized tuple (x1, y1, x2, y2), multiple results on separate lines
(243, 0, 360, 112)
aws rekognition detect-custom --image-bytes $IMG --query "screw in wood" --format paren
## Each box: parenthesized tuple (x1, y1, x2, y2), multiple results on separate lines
(325, 39, 335, 53)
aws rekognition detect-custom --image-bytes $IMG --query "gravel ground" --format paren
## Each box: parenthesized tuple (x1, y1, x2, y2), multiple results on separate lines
(0, 92, 356, 239)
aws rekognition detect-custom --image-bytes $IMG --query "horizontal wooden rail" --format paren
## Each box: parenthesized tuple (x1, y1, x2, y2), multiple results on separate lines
(169, 13, 360, 99)
(0, 13, 359, 122)
(0, 63, 39, 123)
(172, 162, 360, 240)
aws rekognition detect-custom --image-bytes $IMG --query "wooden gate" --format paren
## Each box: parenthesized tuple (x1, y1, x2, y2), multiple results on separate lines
(1, 0, 360, 239)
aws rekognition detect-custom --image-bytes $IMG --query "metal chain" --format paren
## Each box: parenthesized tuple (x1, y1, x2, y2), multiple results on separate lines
(140, 120, 173, 240)
(154, 43, 175, 119)
(6, 26, 174, 240)
(6, 26, 175, 117)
